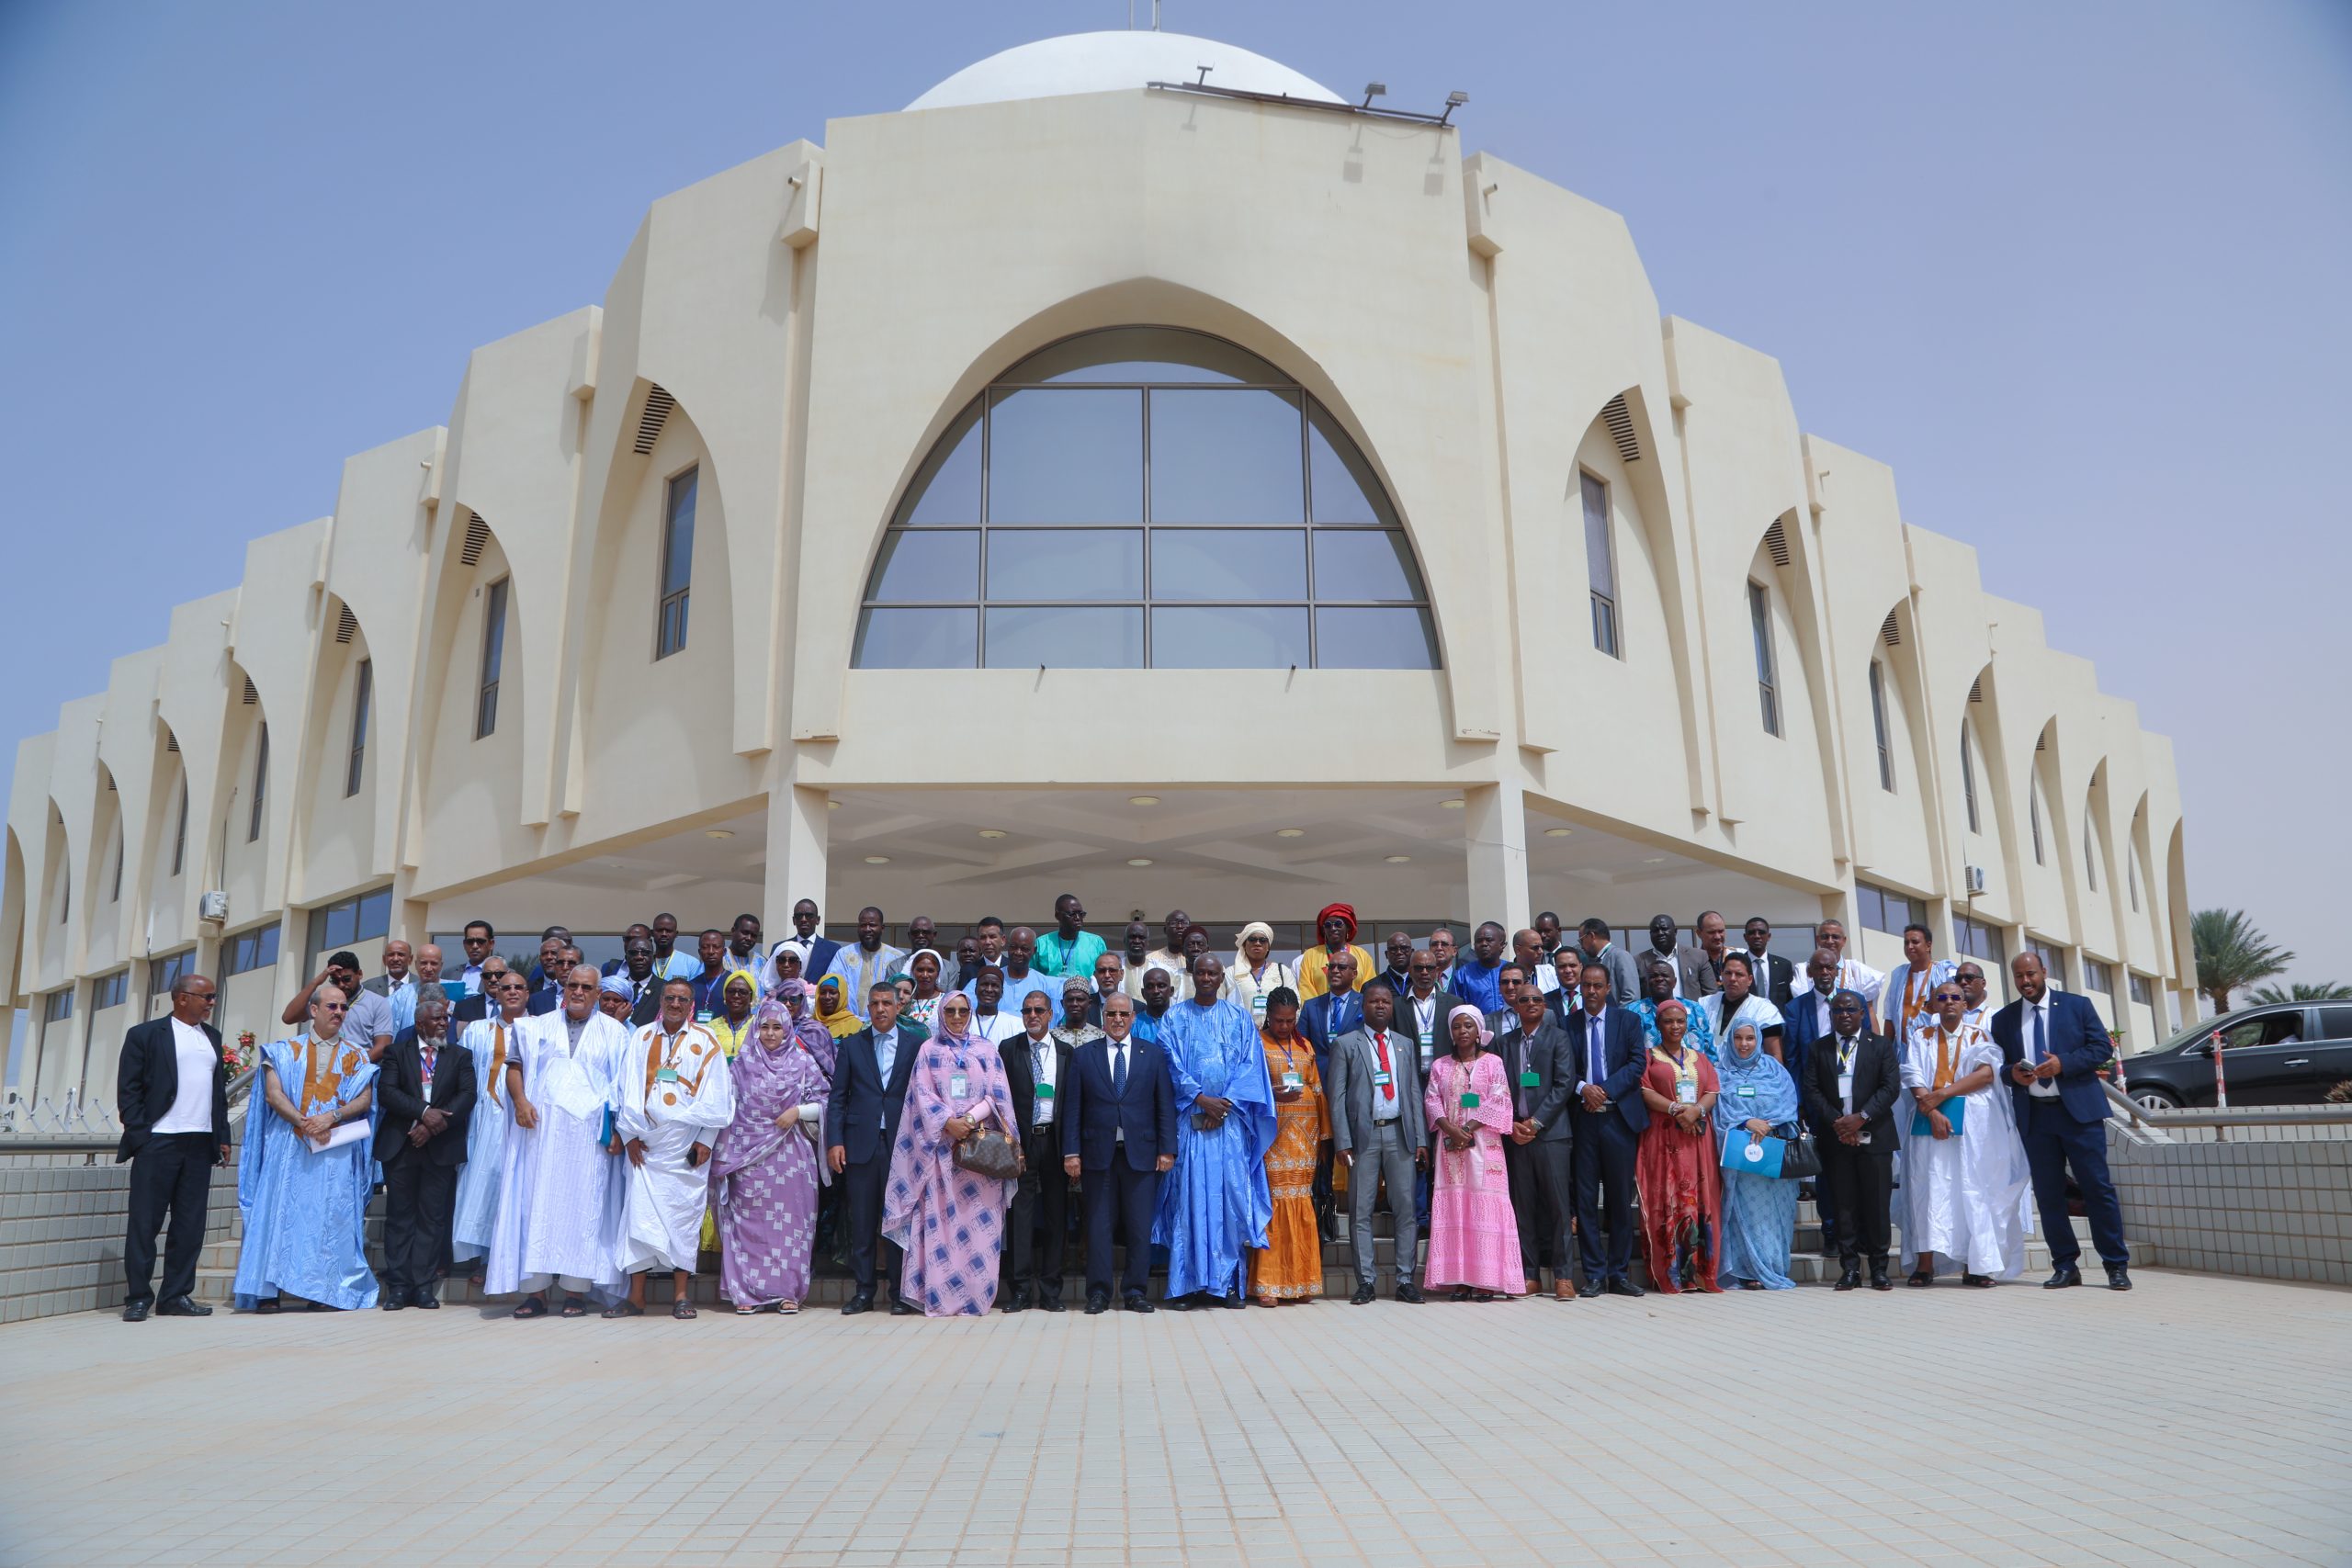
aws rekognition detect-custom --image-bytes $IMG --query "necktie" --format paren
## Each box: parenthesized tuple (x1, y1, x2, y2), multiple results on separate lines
(422, 1043, 436, 1083)
(2032, 1004, 2047, 1065)
(1112, 1044, 1127, 1100)
(1374, 1032, 1392, 1105)
(1586, 1012, 1603, 1086)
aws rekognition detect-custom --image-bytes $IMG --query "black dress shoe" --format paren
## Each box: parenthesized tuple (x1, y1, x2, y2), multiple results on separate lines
(412, 1294, 441, 1310)
(1834, 1267, 1860, 1292)
(1170, 1292, 1201, 1312)
(381, 1292, 408, 1311)
(121, 1300, 151, 1322)
(1576, 1281, 1600, 1300)
(2044, 1264, 2083, 1290)
(1084, 1292, 1110, 1315)
(1394, 1282, 1426, 1303)
(1869, 1265, 1893, 1292)
(1221, 1291, 1247, 1310)
(2106, 1265, 2132, 1292)
(889, 1298, 921, 1316)
(159, 1294, 212, 1316)
(1037, 1293, 1065, 1313)
(841, 1293, 874, 1316)
(1122, 1293, 1155, 1314)
(1002, 1289, 1030, 1314)
(1350, 1283, 1375, 1305)
(1603, 1278, 1645, 1298)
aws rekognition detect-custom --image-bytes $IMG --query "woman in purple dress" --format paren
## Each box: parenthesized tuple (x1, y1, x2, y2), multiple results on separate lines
(881, 991, 1019, 1317)
(710, 989, 832, 1314)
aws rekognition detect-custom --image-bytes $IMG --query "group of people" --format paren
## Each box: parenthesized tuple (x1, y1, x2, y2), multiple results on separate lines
(109, 897, 2132, 1324)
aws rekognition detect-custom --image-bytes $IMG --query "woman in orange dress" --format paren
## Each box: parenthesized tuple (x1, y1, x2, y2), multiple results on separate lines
(1250, 987, 1328, 1304)
(1636, 999, 1724, 1293)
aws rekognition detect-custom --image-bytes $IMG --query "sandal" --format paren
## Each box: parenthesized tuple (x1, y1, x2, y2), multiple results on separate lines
(775, 1301, 799, 1315)
(511, 1296, 548, 1320)
(1962, 1273, 1994, 1289)
(1907, 1271, 1935, 1288)
(672, 1299, 698, 1320)
(560, 1297, 591, 1318)
(734, 1304, 763, 1316)
(254, 1296, 282, 1314)
(600, 1301, 645, 1319)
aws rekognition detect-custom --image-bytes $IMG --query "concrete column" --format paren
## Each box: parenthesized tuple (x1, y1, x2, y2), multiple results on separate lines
(763, 782, 831, 935)
(1463, 780, 1530, 934)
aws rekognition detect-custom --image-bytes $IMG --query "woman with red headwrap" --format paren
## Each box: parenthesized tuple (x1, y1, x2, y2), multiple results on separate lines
(1297, 903, 1375, 1001)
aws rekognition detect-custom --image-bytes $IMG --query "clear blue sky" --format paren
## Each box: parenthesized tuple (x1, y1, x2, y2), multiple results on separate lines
(1, 0, 2346, 1075)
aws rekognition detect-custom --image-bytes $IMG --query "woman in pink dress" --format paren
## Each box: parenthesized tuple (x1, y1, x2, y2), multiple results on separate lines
(880, 991, 1019, 1317)
(1422, 1004, 1525, 1300)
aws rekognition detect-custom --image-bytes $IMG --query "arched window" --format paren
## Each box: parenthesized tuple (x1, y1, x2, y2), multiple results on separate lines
(854, 328, 1437, 671)
(1959, 722, 1981, 834)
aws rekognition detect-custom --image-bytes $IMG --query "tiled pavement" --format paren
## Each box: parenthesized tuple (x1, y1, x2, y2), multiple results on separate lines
(1, 1269, 2346, 1567)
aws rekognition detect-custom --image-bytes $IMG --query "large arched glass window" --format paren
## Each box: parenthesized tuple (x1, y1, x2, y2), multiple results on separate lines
(854, 328, 1438, 671)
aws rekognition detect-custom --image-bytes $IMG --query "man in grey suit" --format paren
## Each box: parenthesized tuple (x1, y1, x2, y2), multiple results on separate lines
(1492, 986, 1577, 1299)
(1328, 980, 1428, 1305)
(1577, 919, 1641, 1006)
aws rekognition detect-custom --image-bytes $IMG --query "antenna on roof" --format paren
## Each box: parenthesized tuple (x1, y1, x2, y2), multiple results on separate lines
(1195, 63, 1213, 85)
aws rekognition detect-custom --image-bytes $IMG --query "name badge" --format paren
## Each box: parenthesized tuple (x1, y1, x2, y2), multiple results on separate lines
(1035, 1082, 1054, 1100)
(655, 1067, 680, 1083)
(1519, 1071, 1540, 1088)
(1418, 1031, 1433, 1052)
(1676, 1080, 1698, 1105)
(950, 1074, 968, 1098)
(1736, 1086, 1755, 1100)
(1372, 1071, 1393, 1089)
(1283, 1071, 1305, 1090)
(1253, 995, 1269, 1021)
(696, 1010, 714, 1024)
(1460, 1090, 1481, 1110)
(1837, 1073, 1855, 1102)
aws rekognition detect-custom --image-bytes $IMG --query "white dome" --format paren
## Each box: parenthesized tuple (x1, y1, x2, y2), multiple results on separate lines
(907, 31, 1343, 113)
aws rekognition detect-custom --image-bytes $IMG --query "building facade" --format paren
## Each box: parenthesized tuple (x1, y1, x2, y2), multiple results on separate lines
(2, 32, 2195, 1109)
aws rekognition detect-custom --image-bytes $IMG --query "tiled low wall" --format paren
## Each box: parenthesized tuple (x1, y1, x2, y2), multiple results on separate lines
(2111, 1131, 2352, 1286)
(0, 1148, 242, 1323)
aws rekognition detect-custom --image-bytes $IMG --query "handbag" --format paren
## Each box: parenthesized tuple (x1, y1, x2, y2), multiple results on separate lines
(1778, 1128, 1822, 1181)
(953, 1119, 1023, 1181)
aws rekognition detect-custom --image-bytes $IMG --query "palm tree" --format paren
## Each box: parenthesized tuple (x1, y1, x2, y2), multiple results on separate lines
(2191, 908, 2293, 1014)
(2247, 980, 2352, 1005)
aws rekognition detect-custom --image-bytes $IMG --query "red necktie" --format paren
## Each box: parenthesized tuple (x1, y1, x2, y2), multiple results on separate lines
(1374, 1032, 1391, 1100)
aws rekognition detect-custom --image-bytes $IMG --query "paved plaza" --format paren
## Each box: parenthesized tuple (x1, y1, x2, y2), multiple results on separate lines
(1, 1268, 2346, 1567)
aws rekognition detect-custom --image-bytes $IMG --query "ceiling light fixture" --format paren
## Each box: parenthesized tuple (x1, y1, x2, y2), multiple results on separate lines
(1544, 827, 1572, 838)
(1276, 828, 1305, 839)
(864, 854, 891, 864)
(978, 829, 1007, 840)
(1385, 854, 1412, 863)
(1128, 795, 1160, 807)
(1127, 857, 1154, 867)
(1441, 799, 1465, 810)
(704, 829, 734, 840)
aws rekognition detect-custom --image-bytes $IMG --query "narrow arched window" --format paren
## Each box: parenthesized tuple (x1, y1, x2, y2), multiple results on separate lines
(854, 328, 1436, 670)
(1959, 722, 1981, 834)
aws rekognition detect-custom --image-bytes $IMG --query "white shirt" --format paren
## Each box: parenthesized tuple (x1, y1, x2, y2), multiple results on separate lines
(975, 1010, 1027, 1047)
(1832, 1033, 1861, 1115)
(152, 1019, 217, 1134)
(1836, 957, 1887, 1007)
(2023, 996, 2061, 1097)
(1023, 1031, 1059, 1126)
(1407, 991, 1443, 1065)
(1363, 1027, 1401, 1120)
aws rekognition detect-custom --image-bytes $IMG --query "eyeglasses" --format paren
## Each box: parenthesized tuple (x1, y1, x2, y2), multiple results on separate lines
(317, 1001, 348, 1013)
(1023, 1002, 1051, 1013)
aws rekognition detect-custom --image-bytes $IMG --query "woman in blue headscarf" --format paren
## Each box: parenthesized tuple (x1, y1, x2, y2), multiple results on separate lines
(1712, 1020, 1802, 1290)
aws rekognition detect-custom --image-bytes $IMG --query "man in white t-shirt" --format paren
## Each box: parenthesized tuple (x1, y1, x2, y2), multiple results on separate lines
(115, 974, 229, 1321)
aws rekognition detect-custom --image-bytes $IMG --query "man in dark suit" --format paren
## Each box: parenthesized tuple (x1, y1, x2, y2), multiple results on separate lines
(1992, 953, 2130, 1290)
(374, 993, 477, 1309)
(1059, 992, 1176, 1314)
(115, 974, 230, 1321)
(1492, 984, 1577, 1298)
(782, 898, 842, 998)
(1780, 947, 1846, 1257)
(449, 960, 511, 1027)
(1000, 989, 1074, 1312)
(526, 944, 582, 1016)
(1561, 961, 1647, 1296)
(1296, 949, 1363, 1241)
(824, 981, 924, 1314)
(1798, 988, 1900, 1291)
(1741, 918, 1798, 1010)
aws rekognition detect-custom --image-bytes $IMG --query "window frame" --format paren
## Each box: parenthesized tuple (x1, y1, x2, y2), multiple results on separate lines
(1857, 879, 1926, 938)
(655, 464, 696, 660)
(477, 578, 508, 739)
(1868, 660, 1895, 793)
(2027, 937, 2068, 988)
(108, 823, 124, 904)
(42, 988, 74, 1024)
(2084, 807, 2099, 892)
(1959, 722, 1981, 834)
(345, 657, 372, 797)
(1953, 914, 2007, 968)
(224, 921, 281, 977)
(1581, 470, 1620, 659)
(147, 948, 194, 998)
(1748, 579, 1780, 737)
(305, 885, 394, 972)
(246, 721, 269, 842)
(2127, 972, 2154, 1008)
(90, 970, 130, 1010)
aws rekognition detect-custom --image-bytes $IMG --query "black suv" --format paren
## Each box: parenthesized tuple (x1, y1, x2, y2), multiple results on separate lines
(2120, 1001, 2352, 1110)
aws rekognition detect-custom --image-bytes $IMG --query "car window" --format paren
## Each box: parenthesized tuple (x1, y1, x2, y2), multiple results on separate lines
(2217, 1011, 2302, 1051)
(2316, 1006, 2352, 1043)
(2217, 1017, 2268, 1051)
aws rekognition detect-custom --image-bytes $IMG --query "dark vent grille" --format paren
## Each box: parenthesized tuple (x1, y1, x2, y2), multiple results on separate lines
(334, 605, 357, 645)
(634, 385, 675, 456)
(1968, 676, 1983, 704)
(2036, 734, 2047, 752)
(104, 774, 116, 791)
(1879, 611, 1901, 648)
(1600, 395, 1641, 463)
(1762, 519, 1791, 568)
(242, 677, 258, 706)
(165, 733, 180, 752)
(459, 511, 490, 568)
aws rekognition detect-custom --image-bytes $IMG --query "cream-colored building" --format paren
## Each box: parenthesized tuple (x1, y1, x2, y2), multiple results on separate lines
(2, 32, 2195, 1110)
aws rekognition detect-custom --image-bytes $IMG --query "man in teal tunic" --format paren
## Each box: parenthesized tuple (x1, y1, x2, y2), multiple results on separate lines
(1152, 955, 1277, 1307)
(234, 985, 379, 1311)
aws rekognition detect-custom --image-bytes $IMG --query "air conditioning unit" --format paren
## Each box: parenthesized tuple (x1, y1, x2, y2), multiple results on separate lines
(1963, 864, 1988, 896)
(198, 890, 230, 923)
